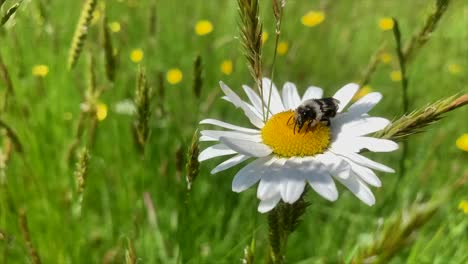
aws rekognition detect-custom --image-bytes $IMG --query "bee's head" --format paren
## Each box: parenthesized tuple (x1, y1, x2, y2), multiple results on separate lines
(293, 106, 307, 129)
(331, 98, 340, 109)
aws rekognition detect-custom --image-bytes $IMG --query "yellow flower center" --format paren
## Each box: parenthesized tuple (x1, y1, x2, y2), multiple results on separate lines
(261, 111, 331, 157)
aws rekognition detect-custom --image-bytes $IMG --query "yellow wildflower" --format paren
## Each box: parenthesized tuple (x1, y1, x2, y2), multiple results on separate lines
(96, 103, 108, 121)
(167, 68, 183, 85)
(262, 31, 269, 45)
(195, 20, 213, 36)
(32, 65, 49, 77)
(130, 49, 144, 63)
(447, 63, 461, 75)
(390, 70, 402, 82)
(220, 60, 233, 75)
(109, 21, 121, 33)
(458, 200, 468, 214)
(379, 17, 394, 31)
(456, 133, 468, 152)
(380, 52, 393, 64)
(353, 85, 373, 101)
(277, 41, 289, 56)
(301, 11, 325, 27)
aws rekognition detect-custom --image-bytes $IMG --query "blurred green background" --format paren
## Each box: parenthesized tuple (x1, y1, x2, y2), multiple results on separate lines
(0, 0, 467, 263)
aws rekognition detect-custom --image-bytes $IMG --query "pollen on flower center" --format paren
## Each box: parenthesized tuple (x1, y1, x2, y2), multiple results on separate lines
(261, 111, 331, 157)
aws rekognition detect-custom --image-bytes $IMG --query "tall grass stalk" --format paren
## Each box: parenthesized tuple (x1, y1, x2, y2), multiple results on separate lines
(0, 1, 21, 26)
(0, 52, 14, 112)
(185, 129, 199, 190)
(352, 190, 450, 264)
(237, 0, 264, 118)
(358, 44, 386, 87)
(19, 209, 41, 264)
(403, 0, 450, 61)
(133, 67, 152, 154)
(192, 55, 203, 99)
(102, 10, 117, 83)
(265, 0, 285, 121)
(374, 94, 468, 141)
(73, 147, 90, 218)
(125, 238, 137, 264)
(388, 0, 451, 184)
(0, 119, 22, 154)
(67, 0, 97, 70)
(391, 18, 410, 179)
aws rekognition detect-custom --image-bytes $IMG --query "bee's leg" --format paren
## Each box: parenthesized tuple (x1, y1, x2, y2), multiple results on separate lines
(287, 115, 293, 125)
(306, 120, 316, 133)
(293, 122, 297, 134)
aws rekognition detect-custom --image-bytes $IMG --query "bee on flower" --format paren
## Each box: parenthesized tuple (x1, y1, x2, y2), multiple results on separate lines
(199, 78, 398, 213)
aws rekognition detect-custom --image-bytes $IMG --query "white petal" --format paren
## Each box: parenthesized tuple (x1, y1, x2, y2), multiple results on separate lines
(333, 83, 359, 112)
(257, 177, 282, 201)
(280, 168, 307, 204)
(314, 152, 351, 179)
(282, 82, 301, 110)
(341, 157, 381, 187)
(331, 136, 398, 153)
(243, 85, 269, 116)
(200, 130, 262, 142)
(302, 86, 323, 101)
(211, 154, 249, 174)
(354, 137, 399, 152)
(255, 157, 284, 200)
(200, 119, 260, 134)
(219, 81, 265, 128)
(337, 152, 395, 173)
(219, 137, 272, 157)
(347, 92, 382, 116)
(232, 157, 271, 192)
(334, 117, 390, 137)
(258, 193, 281, 213)
(262, 78, 285, 114)
(303, 159, 339, 201)
(334, 173, 375, 206)
(199, 143, 237, 162)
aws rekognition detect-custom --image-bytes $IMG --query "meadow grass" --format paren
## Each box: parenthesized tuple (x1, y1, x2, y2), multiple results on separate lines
(0, 0, 467, 263)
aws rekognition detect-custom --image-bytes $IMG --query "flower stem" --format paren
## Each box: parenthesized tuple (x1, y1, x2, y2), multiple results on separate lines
(267, 196, 309, 263)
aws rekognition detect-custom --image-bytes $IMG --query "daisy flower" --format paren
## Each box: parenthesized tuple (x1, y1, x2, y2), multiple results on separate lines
(199, 78, 398, 213)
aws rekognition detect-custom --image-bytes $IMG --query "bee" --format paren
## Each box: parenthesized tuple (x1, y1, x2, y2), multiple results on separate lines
(288, 98, 340, 133)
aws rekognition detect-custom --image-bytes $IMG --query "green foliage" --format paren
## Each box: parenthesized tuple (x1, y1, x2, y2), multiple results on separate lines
(0, 0, 466, 263)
